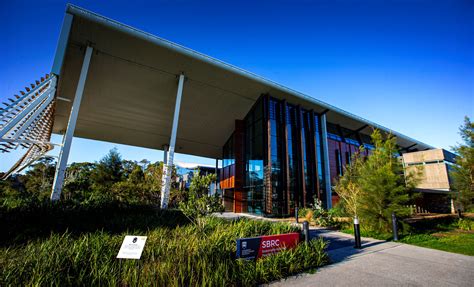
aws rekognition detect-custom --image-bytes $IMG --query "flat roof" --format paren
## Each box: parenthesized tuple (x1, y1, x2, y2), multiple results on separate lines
(52, 4, 433, 159)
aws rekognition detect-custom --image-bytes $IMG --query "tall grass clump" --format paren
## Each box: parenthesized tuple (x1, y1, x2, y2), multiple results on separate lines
(0, 203, 328, 286)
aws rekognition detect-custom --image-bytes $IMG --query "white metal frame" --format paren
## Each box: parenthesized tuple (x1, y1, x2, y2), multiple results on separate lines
(160, 73, 185, 209)
(51, 46, 93, 201)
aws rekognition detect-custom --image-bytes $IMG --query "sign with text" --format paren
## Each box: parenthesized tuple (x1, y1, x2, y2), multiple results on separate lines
(236, 233, 300, 260)
(117, 236, 147, 259)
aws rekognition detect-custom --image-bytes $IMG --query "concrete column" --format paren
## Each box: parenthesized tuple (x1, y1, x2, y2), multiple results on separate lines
(320, 113, 332, 209)
(51, 46, 93, 201)
(160, 74, 185, 209)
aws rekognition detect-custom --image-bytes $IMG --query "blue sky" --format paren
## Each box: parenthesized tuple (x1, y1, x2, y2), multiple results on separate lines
(1, 0, 473, 171)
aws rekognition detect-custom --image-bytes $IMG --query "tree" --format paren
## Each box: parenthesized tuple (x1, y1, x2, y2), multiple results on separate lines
(334, 130, 418, 233)
(91, 148, 123, 187)
(179, 171, 223, 223)
(23, 156, 56, 200)
(334, 150, 364, 218)
(63, 162, 96, 202)
(452, 117, 474, 211)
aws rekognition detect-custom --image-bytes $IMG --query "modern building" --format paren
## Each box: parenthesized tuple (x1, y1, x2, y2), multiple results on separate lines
(0, 5, 444, 216)
(403, 149, 456, 213)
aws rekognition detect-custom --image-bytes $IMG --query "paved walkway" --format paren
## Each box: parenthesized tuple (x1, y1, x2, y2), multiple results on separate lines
(214, 213, 474, 286)
(271, 228, 474, 287)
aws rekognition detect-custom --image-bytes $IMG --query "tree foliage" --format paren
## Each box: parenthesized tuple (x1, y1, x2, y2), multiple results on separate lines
(0, 149, 182, 207)
(335, 130, 418, 233)
(179, 171, 223, 222)
(452, 116, 474, 211)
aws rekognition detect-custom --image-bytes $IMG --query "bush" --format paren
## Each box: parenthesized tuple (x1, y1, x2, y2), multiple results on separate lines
(0, 203, 328, 286)
(456, 218, 474, 231)
(179, 172, 224, 223)
(311, 198, 339, 228)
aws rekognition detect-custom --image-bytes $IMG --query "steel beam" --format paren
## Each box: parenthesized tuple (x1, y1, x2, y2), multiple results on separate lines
(52, 13, 74, 76)
(160, 73, 185, 209)
(0, 79, 56, 138)
(320, 113, 332, 209)
(51, 46, 93, 201)
(11, 88, 56, 140)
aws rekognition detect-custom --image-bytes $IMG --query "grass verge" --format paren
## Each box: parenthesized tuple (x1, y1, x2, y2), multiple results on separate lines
(338, 216, 474, 256)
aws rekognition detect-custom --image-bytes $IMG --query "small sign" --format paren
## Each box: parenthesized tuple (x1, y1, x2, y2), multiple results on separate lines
(236, 233, 300, 260)
(117, 236, 147, 259)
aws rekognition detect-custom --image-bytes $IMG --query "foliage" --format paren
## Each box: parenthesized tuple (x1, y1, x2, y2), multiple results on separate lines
(0, 202, 328, 286)
(334, 151, 364, 218)
(451, 116, 474, 211)
(311, 198, 339, 227)
(179, 172, 224, 222)
(23, 156, 56, 200)
(0, 149, 181, 208)
(456, 218, 474, 231)
(334, 130, 419, 233)
(298, 207, 313, 222)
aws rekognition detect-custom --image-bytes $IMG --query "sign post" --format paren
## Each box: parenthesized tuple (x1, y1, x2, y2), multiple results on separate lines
(117, 236, 147, 259)
(236, 233, 300, 260)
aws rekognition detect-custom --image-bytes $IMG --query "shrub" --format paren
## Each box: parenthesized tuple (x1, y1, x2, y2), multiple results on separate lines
(456, 218, 474, 231)
(312, 199, 338, 227)
(179, 172, 224, 223)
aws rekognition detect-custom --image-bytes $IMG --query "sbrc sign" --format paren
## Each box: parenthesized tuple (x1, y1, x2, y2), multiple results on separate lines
(236, 233, 300, 260)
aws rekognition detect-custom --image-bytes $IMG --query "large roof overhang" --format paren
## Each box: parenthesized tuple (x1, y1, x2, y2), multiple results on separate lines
(52, 4, 433, 159)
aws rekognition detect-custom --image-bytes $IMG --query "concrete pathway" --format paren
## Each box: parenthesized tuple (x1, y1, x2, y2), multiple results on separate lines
(214, 213, 474, 286)
(270, 228, 474, 287)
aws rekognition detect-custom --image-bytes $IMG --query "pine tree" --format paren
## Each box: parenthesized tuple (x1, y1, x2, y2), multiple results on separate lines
(335, 130, 418, 233)
(452, 117, 474, 211)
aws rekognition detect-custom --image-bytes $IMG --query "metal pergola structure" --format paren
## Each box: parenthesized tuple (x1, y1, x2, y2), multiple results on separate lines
(0, 74, 58, 179)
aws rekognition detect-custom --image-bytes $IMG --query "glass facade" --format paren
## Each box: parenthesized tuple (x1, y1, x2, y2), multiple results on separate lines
(269, 99, 285, 215)
(244, 98, 265, 214)
(222, 95, 373, 216)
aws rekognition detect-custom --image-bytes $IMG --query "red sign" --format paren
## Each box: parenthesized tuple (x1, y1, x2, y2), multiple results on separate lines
(237, 233, 300, 260)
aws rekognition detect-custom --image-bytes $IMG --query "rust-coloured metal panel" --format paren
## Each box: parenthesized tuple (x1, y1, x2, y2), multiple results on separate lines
(234, 120, 246, 213)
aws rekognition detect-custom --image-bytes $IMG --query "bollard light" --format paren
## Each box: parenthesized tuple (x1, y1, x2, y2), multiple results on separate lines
(303, 221, 310, 243)
(295, 207, 299, 223)
(392, 212, 398, 241)
(353, 216, 362, 249)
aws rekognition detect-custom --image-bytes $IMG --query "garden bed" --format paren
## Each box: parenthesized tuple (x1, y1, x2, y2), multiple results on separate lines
(0, 202, 328, 286)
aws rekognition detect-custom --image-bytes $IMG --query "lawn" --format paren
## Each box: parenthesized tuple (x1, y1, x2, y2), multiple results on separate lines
(339, 215, 474, 256)
(400, 231, 474, 256)
(0, 202, 328, 286)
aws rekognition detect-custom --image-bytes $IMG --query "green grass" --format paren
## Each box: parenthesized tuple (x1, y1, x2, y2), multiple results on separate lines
(338, 217, 474, 256)
(399, 232, 474, 256)
(0, 202, 328, 286)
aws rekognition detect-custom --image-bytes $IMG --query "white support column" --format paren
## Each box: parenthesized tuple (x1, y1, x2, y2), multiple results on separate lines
(50, 46, 93, 201)
(320, 113, 332, 209)
(160, 74, 185, 209)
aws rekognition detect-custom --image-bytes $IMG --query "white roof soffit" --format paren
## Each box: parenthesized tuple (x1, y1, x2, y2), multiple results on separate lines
(53, 4, 433, 159)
